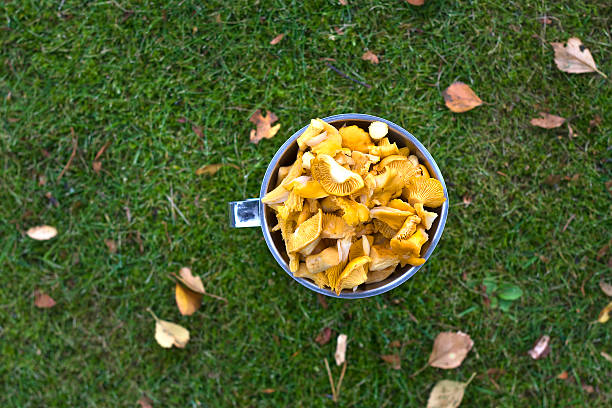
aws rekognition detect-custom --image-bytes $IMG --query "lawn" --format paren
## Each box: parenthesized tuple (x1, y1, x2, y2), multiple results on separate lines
(1, 0, 611, 406)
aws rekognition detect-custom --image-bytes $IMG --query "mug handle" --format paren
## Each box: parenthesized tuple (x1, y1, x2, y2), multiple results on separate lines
(228, 198, 261, 228)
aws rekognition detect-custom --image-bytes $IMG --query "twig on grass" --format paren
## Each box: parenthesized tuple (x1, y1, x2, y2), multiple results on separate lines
(335, 361, 347, 402)
(166, 192, 190, 225)
(324, 358, 337, 402)
(325, 63, 371, 89)
(57, 127, 78, 182)
(562, 214, 575, 232)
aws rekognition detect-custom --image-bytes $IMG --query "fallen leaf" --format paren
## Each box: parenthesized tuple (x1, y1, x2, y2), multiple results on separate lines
(544, 175, 562, 185)
(588, 115, 602, 133)
(362, 50, 379, 64)
(567, 123, 576, 139)
(317, 293, 329, 309)
(315, 327, 332, 346)
(34, 290, 56, 308)
(557, 371, 569, 380)
(600, 351, 612, 363)
(137, 395, 153, 408)
(598, 301, 612, 323)
(406, 0, 425, 5)
(92, 161, 102, 173)
(530, 112, 566, 129)
(537, 16, 552, 25)
(26, 225, 58, 241)
(528, 335, 551, 359)
(551, 38, 607, 77)
(270, 33, 285, 45)
(173, 267, 205, 294)
(249, 109, 280, 144)
(390, 340, 401, 348)
(597, 240, 611, 261)
(192, 125, 204, 138)
(335, 333, 347, 366)
(175, 283, 203, 316)
(261, 388, 276, 394)
(339, 0, 348, 4)
(462, 195, 472, 205)
(442, 82, 483, 113)
(104, 239, 117, 254)
(150, 310, 190, 348)
(428, 331, 474, 369)
(582, 384, 594, 394)
(195, 163, 240, 176)
(600, 280, 612, 297)
(381, 354, 401, 370)
(426, 373, 476, 408)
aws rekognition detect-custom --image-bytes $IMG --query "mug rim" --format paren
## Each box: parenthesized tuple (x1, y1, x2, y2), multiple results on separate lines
(259, 113, 449, 299)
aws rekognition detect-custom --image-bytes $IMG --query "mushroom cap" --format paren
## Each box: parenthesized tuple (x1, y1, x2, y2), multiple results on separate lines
(336, 235, 354, 264)
(320, 196, 342, 212)
(369, 206, 413, 230)
(310, 272, 329, 289)
(293, 262, 311, 278)
(399, 255, 426, 267)
(334, 151, 355, 167)
(261, 183, 290, 205)
(348, 236, 371, 261)
(335, 256, 371, 294)
(350, 151, 380, 176)
(285, 190, 304, 212)
(328, 196, 370, 226)
(354, 222, 375, 237)
(373, 218, 398, 240)
(339, 125, 374, 153)
(287, 209, 323, 253)
(306, 247, 341, 274)
(366, 264, 396, 284)
(407, 154, 419, 167)
(398, 147, 410, 157)
(403, 177, 446, 208)
(298, 237, 322, 256)
(414, 203, 438, 230)
(368, 121, 388, 140)
(387, 199, 415, 213)
(276, 165, 292, 186)
(311, 154, 365, 196)
(289, 253, 300, 273)
(302, 151, 315, 170)
(369, 245, 400, 271)
(376, 155, 421, 183)
(391, 226, 429, 256)
(311, 122, 343, 157)
(419, 164, 430, 178)
(368, 137, 399, 158)
(392, 214, 421, 242)
(325, 261, 347, 291)
(297, 119, 326, 150)
(287, 176, 329, 199)
(322, 213, 354, 239)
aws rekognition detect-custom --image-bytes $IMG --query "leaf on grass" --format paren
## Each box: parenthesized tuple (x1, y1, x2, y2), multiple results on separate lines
(104, 239, 117, 254)
(195, 163, 240, 176)
(150, 311, 190, 348)
(138, 395, 153, 408)
(530, 112, 566, 129)
(426, 374, 476, 408)
(597, 301, 612, 323)
(270, 33, 285, 45)
(34, 290, 56, 308)
(381, 354, 401, 370)
(315, 327, 332, 346)
(92, 161, 102, 173)
(406, 0, 425, 5)
(173, 267, 205, 294)
(26, 225, 58, 241)
(581, 384, 595, 394)
(428, 331, 473, 369)
(462, 195, 472, 205)
(497, 284, 523, 301)
(442, 82, 483, 113)
(362, 50, 379, 64)
(335, 333, 347, 366)
(600, 351, 612, 363)
(249, 109, 280, 144)
(261, 388, 276, 394)
(339, 0, 348, 5)
(192, 125, 204, 138)
(596, 240, 611, 261)
(551, 38, 607, 77)
(528, 335, 550, 359)
(557, 371, 569, 380)
(600, 280, 612, 297)
(175, 283, 203, 316)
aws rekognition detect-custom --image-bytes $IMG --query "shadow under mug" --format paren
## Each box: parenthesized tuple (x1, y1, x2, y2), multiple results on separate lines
(229, 113, 449, 298)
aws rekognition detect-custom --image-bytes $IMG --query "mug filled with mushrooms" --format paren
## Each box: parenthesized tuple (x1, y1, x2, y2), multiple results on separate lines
(229, 114, 448, 298)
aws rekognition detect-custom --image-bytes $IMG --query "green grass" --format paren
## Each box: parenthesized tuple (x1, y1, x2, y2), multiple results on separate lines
(1, 0, 611, 406)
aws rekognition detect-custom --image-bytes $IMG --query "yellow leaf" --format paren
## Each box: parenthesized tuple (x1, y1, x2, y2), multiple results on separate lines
(195, 163, 239, 176)
(598, 301, 612, 323)
(175, 283, 203, 316)
(173, 267, 205, 294)
(149, 310, 190, 348)
(442, 82, 483, 113)
(26, 225, 58, 241)
(428, 331, 474, 369)
(551, 37, 607, 77)
(426, 374, 476, 408)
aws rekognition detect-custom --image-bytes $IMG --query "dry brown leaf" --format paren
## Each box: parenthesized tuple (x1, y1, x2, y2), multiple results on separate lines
(600, 351, 612, 363)
(339, 0, 348, 4)
(270, 33, 285, 45)
(335, 333, 347, 366)
(462, 195, 472, 205)
(426, 374, 475, 408)
(551, 38, 607, 77)
(530, 112, 566, 129)
(582, 384, 595, 394)
(249, 109, 280, 144)
(557, 371, 569, 380)
(192, 125, 204, 138)
(362, 50, 379, 64)
(315, 327, 332, 346)
(406, 0, 425, 5)
(600, 280, 612, 297)
(442, 82, 483, 113)
(138, 395, 153, 408)
(195, 163, 240, 176)
(381, 354, 401, 370)
(598, 301, 612, 323)
(528, 335, 551, 359)
(596, 240, 611, 261)
(104, 239, 117, 254)
(261, 388, 276, 394)
(588, 115, 602, 133)
(149, 310, 190, 348)
(92, 161, 102, 173)
(34, 290, 56, 308)
(175, 283, 203, 316)
(390, 340, 401, 348)
(428, 331, 474, 369)
(26, 225, 58, 241)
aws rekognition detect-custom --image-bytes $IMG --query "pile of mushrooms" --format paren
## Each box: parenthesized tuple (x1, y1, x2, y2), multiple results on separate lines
(262, 118, 446, 295)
